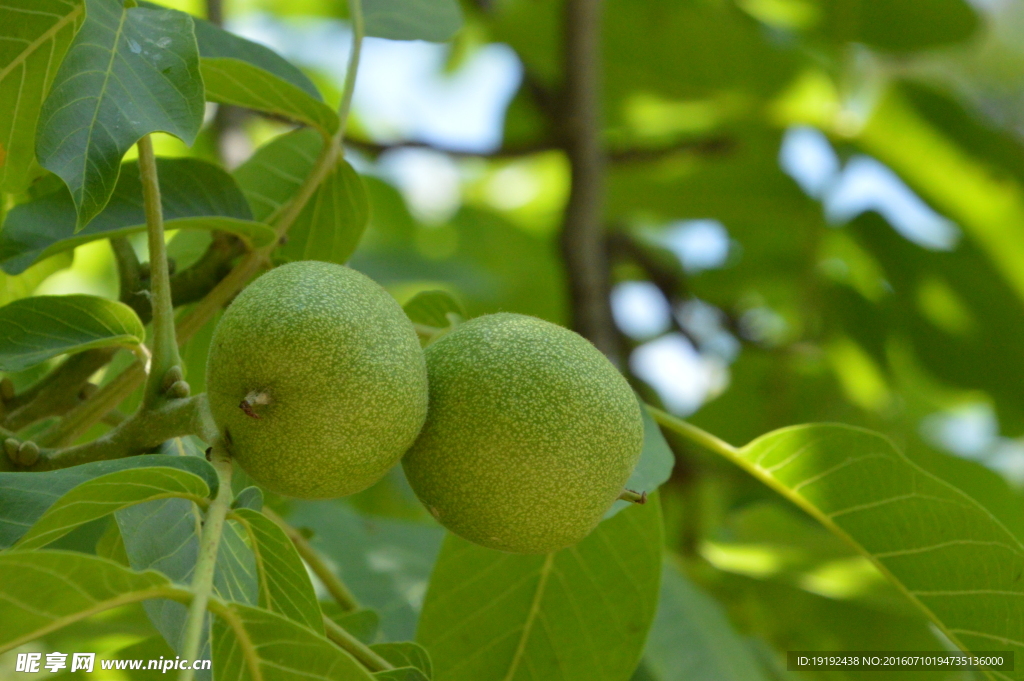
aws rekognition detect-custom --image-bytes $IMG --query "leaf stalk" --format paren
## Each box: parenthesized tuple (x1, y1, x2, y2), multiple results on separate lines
(178, 444, 234, 681)
(136, 134, 181, 409)
(322, 616, 394, 672)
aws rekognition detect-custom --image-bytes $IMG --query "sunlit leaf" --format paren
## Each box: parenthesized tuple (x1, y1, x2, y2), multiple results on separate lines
(0, 294, 144, 371)
(140, 1, 321, 98)
(0, 0, 84, 193)
(235, 129, 370, 264)
(201, 57, 339, 136)
(659, 417, 1024, 674)
(36, 0, 205, 230)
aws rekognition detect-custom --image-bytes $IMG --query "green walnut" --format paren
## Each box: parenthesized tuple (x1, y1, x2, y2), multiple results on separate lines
(206, 261, 428, 499)
(402, 313, 643, 554)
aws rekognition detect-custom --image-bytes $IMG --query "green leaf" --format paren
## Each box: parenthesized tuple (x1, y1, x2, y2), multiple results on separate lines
(280, 156, 370, 265)
(233, 486, 264, 511)
(0, 294, 144, 371)
(235, 129, 370, 264)
(607, 404, 675, 518)
(0, 157, 263, 275)
(117, 496, 257, 671)
(235, 128, 322, 222)
(289, 501, 444, 641)
(0, 0, 85, 193)
(714, 423, 1024, 668)
(230, 507, 324, 633)
(200, 57, 338, 136)
(641, 560, 768, 681)
(375, 669, 429, 681)
(0, 454, 218, 549)
(36, 0, 205, 230)
(417, 493, 663, 681)
(371, 642, 432, 679)
(0, 550, 185, 654)
(364, 0, 463, 42)
(0, 252, 73, 307)
(138, 1, 321, 98)
(12, 466, 212, 551)
(819, 0, 979, 52)
(211, 601, 377, 681)
(402, 290, 465, 328)
(322, 604, 381, 645)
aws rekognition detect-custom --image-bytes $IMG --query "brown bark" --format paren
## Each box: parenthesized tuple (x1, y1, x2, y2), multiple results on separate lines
(559, 0, 619, 361)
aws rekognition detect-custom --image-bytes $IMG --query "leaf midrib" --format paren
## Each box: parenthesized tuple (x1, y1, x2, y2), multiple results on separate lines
(79, 2, 129, 206)
(502, 552, 555, 681)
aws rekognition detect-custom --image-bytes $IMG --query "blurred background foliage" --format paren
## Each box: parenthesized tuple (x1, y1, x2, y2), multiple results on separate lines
(5, 0, 1024, 678)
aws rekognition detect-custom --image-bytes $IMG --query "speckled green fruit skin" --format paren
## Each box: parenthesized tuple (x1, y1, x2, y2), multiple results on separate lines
(402, 313, 643, 554)
(206, 261, 428, 499)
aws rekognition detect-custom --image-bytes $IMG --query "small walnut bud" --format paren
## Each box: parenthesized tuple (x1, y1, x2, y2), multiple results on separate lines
(17, 441, 39, 467)
(162, 366, 184, 392)
(3, 438, 20, 459)
(79, 382, 98, 400)
(167, 380, 190, 399)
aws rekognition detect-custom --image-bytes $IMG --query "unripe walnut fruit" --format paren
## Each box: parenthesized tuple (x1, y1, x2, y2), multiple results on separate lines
(206, 261, 428, 499)
(402, 313, 643, 554)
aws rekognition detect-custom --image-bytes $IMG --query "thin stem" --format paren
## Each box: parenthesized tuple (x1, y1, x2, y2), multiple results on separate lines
(337, 0, 364, 140)
(261, 507, 360, 612)
(36, 361, 147, 448)
(617, 489, 646, 504)
(137, 135, 180, 408)
(322, 616, 393, 672)
(645, 404, 739, 458)
(178, 444, 233, 681)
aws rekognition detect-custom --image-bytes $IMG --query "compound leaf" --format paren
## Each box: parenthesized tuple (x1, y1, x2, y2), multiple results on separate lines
(0, 294, 144, 371)
(36, 0, 205, 230)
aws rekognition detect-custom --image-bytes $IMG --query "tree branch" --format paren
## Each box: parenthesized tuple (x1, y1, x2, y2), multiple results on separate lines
(25, 394, 210, 471)
(559, 0, 619, 360)
(345, 135, 731, 164)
